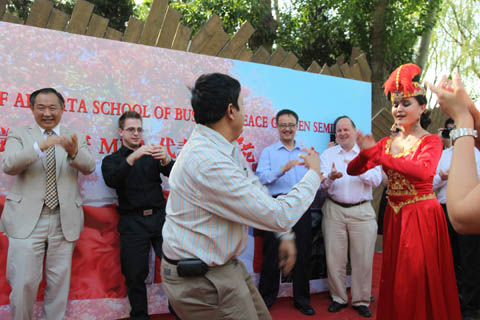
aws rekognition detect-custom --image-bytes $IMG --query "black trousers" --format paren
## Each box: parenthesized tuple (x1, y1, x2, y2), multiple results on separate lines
(442, 204, 480, 317)
(258, 210, 312, 308)
(118, 210, 165, 320)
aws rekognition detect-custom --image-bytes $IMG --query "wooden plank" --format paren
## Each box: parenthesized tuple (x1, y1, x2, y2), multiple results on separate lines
(156, 7, 181, 49)
(356, 53, 372, 81)
(329, 63, 343, 77)
(86, 14, 108, 38)
(26, 0, 53, 28)
(372, 108, 393, 141)
(198, 27, 230, 56)
(320, 63, 332, 76)
(2, 12, 23, 24)
(46, 8, 69, 31)
(294, 63, 305, 71)
(429, 107, 449, 133)
(124, 16, 144, 43)
(218, 20, 255, 59)
(171, 24, 192, 51)
(340, 63, 353, 79)
(66, 0, 94, 35)
(351, 46, 361, 64)
(351, 63, 364, 81)
(267, 46, 287, 66)
(105, 27, 123, 41)
(336, 55, 345, 65)
(0, 0, 6, 19)
(139, 0, 169, 46)
(234, 46, 253, 62)
(189, 14, 223, 53)
(280, 52, 299, 69)
(307, 61, 321, 73)
(251, 46, 270, 64)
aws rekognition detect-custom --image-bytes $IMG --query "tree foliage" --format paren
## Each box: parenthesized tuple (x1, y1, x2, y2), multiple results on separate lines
(276, 0, 441, 71)
(426, 0, 479, 100)
(5, 0, 135, 32)
(135, 0, 277, 51)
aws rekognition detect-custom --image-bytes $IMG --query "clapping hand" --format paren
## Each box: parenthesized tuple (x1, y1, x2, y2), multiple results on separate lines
(127, 145, 153, 165)
(152, 145, 170, 164)
(356, 131, 376, 151)
(328, 163, 343, 180)
(299, 148, 324, 181)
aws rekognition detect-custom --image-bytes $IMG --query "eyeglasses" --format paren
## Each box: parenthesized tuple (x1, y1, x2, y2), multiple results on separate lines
(124, 127, 143, 134)
(278, 123, 297, 129)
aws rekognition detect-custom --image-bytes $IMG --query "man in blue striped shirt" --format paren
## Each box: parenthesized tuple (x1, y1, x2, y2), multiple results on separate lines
(256, 109, 315, 316)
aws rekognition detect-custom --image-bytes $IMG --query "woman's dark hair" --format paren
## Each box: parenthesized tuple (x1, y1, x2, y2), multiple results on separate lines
(191, 73, 241, 125)
(412, 88, 430, 130)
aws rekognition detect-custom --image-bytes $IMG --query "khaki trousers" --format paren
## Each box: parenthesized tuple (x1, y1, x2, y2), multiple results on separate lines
(322, 199, 377, 306)
(161, 258, 271, 320)
(6, 206, 76, 320)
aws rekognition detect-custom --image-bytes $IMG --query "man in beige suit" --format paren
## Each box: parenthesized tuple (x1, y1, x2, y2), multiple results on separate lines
(1, 88, 95, 320)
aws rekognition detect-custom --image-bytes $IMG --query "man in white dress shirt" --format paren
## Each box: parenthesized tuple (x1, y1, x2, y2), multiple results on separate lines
(433, 126, 480, 320)
(320, 116, 382, 318)
(160, 73, 323, 320)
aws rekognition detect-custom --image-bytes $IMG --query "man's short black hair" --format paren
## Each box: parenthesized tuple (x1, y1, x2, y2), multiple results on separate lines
(275, 109, 299, 124)
(118, 110, 142, 129)
(191, 73, 241, 125)
(29, 88, 65, 108)
(333, 115, 356, 133)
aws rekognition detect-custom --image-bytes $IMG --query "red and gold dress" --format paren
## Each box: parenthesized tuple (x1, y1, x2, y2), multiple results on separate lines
(347, 134, 461, 320)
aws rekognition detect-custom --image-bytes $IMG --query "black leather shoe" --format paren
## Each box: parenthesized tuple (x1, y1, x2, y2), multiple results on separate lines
(294, 302, 316, 316)
(328, 301, 348, 312)
(353, 305, 372, 318)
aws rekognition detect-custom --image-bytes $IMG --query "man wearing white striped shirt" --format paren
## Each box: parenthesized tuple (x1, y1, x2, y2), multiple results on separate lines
(161, 73, 323, 320)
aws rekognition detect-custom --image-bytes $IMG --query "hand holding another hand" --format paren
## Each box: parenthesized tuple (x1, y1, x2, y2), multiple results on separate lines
(151, 145, 170, 164)
(60, 134, 78, 159)
(127, 145, 153, 165)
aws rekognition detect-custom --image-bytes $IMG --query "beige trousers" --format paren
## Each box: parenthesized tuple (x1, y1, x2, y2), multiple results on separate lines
(6, 206, 76, 320)
(322, 199, 377, 306)
(161, 258, 271, 320)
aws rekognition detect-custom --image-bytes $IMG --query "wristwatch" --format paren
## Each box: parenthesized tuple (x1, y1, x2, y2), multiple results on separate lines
(450, 128, 478, 142)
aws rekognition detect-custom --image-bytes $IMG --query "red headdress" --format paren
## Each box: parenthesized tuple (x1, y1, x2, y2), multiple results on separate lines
(383, 63, 425, 103)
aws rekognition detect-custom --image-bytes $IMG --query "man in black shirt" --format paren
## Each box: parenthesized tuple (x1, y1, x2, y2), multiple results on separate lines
(101, 110, 174, 320)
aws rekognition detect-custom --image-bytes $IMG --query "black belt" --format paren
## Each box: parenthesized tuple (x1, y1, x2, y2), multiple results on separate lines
(329, 197, 367, 208)
(163, 254, 180, 265)
(120, 208, 162, 216)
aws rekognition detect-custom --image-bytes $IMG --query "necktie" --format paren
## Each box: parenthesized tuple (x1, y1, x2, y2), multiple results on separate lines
(45, 130, 59, 209)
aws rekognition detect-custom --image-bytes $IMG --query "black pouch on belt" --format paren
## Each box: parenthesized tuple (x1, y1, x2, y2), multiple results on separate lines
(177, 259, 209, 277)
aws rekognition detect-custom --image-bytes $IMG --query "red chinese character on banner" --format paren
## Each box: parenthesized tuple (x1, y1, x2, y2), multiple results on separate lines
(241, 142, 254, 151)
(0, 127, 9, 152)
(242, 151, 256, 163)
(159, 137, 177, 159)
(175, 138, 188, 156)
(236, 136, 257, 164)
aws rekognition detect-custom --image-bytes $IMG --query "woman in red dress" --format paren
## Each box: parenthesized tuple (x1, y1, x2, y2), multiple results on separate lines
(347, 63, 461, 320)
